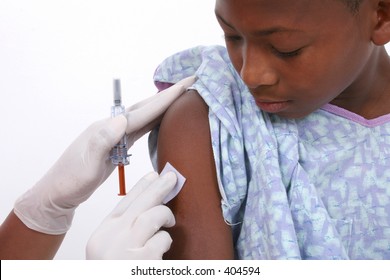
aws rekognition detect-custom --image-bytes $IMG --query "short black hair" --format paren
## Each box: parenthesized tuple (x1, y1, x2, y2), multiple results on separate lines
(340, 0, 363, 12)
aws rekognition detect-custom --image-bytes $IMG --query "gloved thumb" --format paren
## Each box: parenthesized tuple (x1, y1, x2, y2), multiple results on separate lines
(90, 114, 127, 156)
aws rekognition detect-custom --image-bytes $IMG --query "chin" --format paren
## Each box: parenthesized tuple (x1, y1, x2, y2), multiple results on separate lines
(273, 111, 310, 119)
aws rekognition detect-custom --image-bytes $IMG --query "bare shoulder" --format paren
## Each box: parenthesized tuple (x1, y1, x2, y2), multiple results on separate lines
(157, 89, 210, 169)
(157, 90, 234, 260)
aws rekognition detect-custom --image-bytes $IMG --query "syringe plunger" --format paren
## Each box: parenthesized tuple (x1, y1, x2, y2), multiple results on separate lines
(113, 79, 122, 106)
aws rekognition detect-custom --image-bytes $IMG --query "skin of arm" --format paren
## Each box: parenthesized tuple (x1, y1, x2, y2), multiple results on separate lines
(157, 89, 234, 260)
(0, 211, 65, 259)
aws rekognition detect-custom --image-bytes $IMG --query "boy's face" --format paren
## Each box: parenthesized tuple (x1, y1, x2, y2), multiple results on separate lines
(215, 0, 374, 118)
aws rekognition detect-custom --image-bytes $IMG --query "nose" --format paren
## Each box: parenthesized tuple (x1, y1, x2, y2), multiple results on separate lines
(240, 46, 279, 89)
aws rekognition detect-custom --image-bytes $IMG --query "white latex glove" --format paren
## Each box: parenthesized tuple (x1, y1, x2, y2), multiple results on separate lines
(86, 171, 176, 260)
(13, 76, 195, 235)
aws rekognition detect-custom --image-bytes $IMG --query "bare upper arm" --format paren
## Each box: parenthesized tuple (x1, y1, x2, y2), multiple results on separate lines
(157, 89, 234, 260)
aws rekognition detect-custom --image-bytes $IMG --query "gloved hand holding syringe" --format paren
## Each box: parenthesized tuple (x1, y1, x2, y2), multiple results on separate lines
(5, 76, 195, 260)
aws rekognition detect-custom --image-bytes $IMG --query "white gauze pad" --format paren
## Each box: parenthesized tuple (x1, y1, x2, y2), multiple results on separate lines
(160, 162, 186, 204)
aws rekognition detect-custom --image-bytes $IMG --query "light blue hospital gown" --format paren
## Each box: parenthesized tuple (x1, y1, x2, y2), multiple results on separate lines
(149, 45, 390, 259)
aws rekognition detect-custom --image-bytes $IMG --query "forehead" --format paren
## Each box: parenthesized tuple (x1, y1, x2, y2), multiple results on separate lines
(215, 0, 347, 24)
(215, 0, 311, 12)
(215, 0, 351, 33)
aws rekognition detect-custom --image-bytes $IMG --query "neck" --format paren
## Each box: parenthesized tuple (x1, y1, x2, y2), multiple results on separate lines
(331, 47, 390, 119)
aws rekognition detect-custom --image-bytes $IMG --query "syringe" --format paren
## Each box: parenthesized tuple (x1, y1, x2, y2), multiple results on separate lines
(110, 79, 130, 195)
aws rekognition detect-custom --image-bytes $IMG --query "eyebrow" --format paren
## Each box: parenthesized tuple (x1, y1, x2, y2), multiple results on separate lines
(215, 11, 301, 36)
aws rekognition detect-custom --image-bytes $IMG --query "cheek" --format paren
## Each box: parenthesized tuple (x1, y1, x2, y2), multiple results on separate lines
(285, 48, 352, 95)
(286, 67, 342, 104)
(308, 57, 354, 95)
(297, 30, 371, 96)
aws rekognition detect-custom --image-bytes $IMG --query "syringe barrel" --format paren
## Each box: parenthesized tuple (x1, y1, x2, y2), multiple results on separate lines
(110, 104, 129, 165)
(111, 104, 125, 118)
(110, 137, 129, 165)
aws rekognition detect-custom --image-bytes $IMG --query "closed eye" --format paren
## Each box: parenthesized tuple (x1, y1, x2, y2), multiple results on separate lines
(272, 46, 303, 58)
(223, 34, 242, 42)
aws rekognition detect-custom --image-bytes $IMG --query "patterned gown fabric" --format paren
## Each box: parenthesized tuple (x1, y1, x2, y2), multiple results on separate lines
(149, 45, 390, 259)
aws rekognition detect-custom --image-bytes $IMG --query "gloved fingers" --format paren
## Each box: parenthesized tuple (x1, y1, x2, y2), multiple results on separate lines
(86, 115, 128, 161)
(129, 205, 175, 247)
(121, 172, 177, 220)
(124, 85, 182, 135)
(125, 117, 162, 149)
(126, 75, 196, 112)
(172, 75, 197, 88)
(142, 230, 173, 260)
(124, 75, 196, 135)
(109, 171, 159, 217)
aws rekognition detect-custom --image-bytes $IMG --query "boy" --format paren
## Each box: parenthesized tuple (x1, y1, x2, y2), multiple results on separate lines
(151, 0, 390, 259)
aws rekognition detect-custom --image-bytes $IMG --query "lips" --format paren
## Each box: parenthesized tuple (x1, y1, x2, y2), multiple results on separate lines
(255, 100, 290, 113)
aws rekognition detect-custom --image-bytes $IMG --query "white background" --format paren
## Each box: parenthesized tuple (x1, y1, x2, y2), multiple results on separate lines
(0, 0, 389, 260)
(0, 0, 222, 259)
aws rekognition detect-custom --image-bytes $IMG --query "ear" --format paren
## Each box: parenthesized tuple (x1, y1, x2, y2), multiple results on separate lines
(371, 0, 390, 45)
